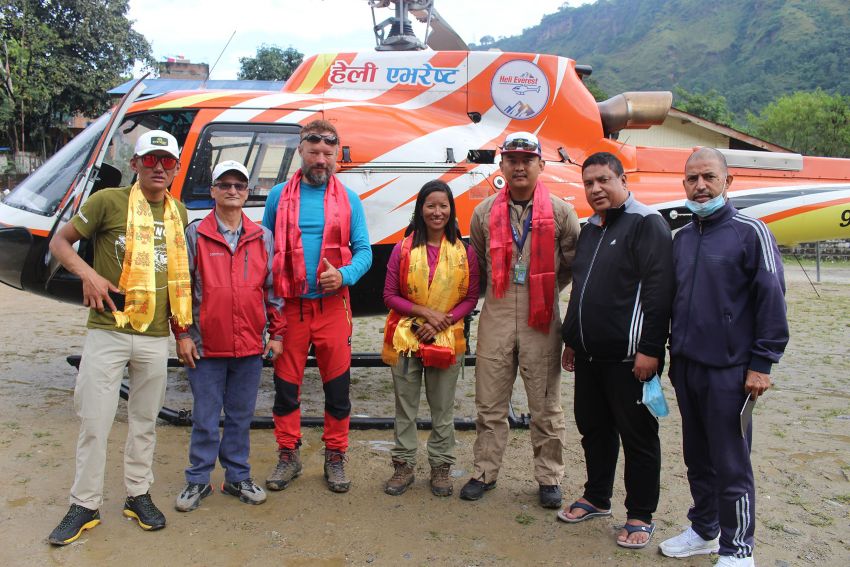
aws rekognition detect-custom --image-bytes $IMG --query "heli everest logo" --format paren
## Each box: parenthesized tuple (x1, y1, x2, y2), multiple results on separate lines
(491, 60, 550, 120)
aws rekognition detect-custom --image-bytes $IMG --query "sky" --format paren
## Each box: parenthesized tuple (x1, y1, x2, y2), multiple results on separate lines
(128, 0, 588, 80)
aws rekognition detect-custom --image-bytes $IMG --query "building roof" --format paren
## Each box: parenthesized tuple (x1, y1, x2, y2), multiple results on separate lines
(108, 78, 286, 96)
(667, 108, 792, 153)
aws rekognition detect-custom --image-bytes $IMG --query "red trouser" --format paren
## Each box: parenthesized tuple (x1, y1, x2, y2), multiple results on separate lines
(272, 291, 352, 452)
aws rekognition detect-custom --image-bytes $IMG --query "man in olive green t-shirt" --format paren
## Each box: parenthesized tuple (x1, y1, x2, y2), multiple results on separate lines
(46, 130, 188, 545)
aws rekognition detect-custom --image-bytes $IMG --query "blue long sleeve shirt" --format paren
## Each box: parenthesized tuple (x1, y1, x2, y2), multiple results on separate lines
(263, 178, 372, 298)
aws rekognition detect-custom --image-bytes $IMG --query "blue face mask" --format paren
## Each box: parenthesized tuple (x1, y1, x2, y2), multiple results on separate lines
(641, 375, 669, 419)
(685, 192, 726, 218)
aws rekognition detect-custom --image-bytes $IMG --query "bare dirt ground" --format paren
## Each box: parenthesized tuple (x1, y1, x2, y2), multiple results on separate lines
(0, 261, 848, 567)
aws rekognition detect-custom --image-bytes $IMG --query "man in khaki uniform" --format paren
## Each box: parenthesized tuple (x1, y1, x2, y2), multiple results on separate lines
(461, 132, 579, 508)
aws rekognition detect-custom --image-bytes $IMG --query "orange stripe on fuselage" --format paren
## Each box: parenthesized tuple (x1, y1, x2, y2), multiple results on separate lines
(761, 197, 850, 224)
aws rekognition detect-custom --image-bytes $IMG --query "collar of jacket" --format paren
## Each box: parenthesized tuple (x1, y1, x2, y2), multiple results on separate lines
(587, 192, 633, 227)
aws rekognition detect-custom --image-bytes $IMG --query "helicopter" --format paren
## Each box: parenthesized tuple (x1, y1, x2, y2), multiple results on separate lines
(1, 0, 849, 317)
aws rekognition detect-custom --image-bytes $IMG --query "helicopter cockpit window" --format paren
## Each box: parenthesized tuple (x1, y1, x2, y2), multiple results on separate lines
(183, 124, 302, 209)
(3, 113, 112, 216)
(102, 110, 197, 188)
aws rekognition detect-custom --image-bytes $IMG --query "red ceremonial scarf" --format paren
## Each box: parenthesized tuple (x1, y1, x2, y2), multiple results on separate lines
(272, 169, 352, 297)
(489, 180, 555, 332)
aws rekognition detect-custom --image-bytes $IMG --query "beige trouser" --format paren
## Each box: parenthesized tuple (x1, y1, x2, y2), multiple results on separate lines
(70, 329, 168, 509)
(472, 285, 566, 486)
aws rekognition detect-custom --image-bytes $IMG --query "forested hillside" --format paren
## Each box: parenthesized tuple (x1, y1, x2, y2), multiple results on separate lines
(477, 0, 849, 116)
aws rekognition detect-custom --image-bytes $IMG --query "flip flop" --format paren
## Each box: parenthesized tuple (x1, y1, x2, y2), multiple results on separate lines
(556, 500, 613, 523)
(616, 522, 656, 549)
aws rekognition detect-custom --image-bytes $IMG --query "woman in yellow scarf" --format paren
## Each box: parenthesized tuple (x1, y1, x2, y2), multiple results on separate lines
(381, 180, 480, 497)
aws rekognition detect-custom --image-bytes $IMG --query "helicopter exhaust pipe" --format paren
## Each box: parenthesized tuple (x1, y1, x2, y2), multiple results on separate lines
(597, 91, 673, 137)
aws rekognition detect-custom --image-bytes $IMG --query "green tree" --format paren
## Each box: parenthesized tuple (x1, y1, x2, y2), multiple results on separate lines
(583, 78, 608, 102)
(673, 86, 736, 127)
(238, 45, 304, 81)
(0, 0, 152, 155)
(747, 90, 850, 158)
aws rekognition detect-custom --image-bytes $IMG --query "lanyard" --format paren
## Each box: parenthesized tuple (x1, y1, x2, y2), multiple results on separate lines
(511, 207, 533, 258)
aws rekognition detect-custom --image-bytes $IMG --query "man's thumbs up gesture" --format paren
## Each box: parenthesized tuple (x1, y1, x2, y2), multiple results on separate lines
(318, 257, 343, 292)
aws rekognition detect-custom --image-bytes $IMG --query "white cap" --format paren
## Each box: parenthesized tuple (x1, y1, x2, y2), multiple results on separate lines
(500, 131, 542, 157)
(212, 160, 249, 182)
(134, 130, 180, 159)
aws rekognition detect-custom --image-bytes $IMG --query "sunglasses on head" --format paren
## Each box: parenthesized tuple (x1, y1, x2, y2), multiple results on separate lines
(139, 154, 178, 169)
(501, 138, 540, 152)
(300, 133, 339, 145)
(213, 181, 249, 192)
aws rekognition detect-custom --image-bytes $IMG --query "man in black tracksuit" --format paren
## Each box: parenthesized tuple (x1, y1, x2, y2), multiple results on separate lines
(560, 152, 674, 548)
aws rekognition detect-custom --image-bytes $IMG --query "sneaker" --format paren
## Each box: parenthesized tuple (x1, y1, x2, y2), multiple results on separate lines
(384, 459, 415, 496)
(123, 493, 166, 531)
(429, 463, 453, 497)
(266, 447, 302, 491)
(539, 484, 563, 509)
(459, 478, 496, 501)
(174, 482, 213, 512)
(221, 478, 267, 505)
(47, 504, 101, 545)
(716, 556, 754, 567)
(324, 449, 351, 493)
(659, 526, 720, 558)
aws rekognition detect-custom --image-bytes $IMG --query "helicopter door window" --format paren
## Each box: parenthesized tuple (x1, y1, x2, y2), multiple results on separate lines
(184, 125, 301, 209)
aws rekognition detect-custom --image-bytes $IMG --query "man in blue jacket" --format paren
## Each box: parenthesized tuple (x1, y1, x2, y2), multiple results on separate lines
(659, 148, 789, 567)
(560, 152, 673, 549)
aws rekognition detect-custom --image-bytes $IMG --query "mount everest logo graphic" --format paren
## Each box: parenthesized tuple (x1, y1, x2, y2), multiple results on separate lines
(490, 61, 550, 120)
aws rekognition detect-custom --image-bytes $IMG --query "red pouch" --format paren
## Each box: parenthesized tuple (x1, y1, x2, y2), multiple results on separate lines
(417, 344, 456, 369)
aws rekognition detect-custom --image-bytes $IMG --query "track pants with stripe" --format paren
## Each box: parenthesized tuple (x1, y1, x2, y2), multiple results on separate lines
(272, 292, 353, 452)
(670, 356, 755, 559)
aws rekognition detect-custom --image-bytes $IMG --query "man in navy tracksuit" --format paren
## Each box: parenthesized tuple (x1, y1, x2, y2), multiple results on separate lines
(560, 152, 674, 548)
(659, 148, 788, 567)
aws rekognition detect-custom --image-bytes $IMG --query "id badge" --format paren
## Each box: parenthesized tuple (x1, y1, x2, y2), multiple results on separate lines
(513, 262, 528, 285)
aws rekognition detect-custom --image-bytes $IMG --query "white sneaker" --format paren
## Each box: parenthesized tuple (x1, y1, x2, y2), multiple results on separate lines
(716, 556, 754, 567)
(659, 526, 720, 558)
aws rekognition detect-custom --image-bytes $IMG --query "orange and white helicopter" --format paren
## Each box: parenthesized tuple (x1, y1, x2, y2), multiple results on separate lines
(2, 0, 850, 318)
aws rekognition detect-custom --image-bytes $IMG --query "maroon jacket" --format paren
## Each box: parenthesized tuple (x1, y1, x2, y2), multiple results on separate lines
(172, 211, 285, 357)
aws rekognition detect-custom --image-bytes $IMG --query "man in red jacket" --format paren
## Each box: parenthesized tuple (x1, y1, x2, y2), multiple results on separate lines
(173, 160, 285, 512)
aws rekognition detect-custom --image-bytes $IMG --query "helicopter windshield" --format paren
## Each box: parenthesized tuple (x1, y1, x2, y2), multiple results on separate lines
(3, 113, 111, 216)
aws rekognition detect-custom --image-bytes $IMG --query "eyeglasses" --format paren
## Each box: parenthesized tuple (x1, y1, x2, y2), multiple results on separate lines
(300, 133, 339, 145)
(213, 182, 249, 192)
(501, 138, 540, 152)
(139, 154, 178, 170)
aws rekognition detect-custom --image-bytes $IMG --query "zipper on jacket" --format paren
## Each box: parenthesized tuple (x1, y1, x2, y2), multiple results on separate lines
(243, 247, 249, 281)
(578, 225, 607, 355)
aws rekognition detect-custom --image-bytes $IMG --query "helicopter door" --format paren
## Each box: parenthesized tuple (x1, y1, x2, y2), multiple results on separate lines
(43, 76, 149, 289)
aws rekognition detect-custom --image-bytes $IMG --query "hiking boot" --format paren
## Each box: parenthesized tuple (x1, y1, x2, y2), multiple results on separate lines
(539, 484, 563, 509)
(459, 478, 496, 501)
(266, 446, 302, 491)
(123, 493, 166, 531)
(47, 504, 100, 545)
(384, 459, 415, 496)
(659, 526, 720, 558)
(324, 448, 351, 493)
(221, 478, 267, 505)
(174, 482, 212, 512)
(429, 463, 453, 497)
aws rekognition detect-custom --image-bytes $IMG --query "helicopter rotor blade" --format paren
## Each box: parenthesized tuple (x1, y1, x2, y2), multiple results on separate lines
(410, 6, 468, 51)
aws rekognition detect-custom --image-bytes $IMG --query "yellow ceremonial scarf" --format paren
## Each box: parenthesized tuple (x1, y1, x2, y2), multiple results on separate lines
(382, 235, 469, 365)
(114, 182, 192, 332)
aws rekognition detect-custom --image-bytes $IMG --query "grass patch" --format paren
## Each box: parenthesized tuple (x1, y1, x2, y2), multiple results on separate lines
(515, 512, 535, 526)
(834, 494, 850, 505)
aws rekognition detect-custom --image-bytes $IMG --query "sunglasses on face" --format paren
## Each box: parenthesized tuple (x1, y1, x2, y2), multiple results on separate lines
(300, 133, 339, 145)
(213, 181, 249, 192)
(501, 139, 540, 152)
(139, 154, 178, 170)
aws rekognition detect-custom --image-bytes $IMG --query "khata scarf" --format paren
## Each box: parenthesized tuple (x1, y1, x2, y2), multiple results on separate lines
(381, 234, 469, 366)
(273, 169, 352, 298)
(488, 180, 555, 333)
(115, 182, 192, 332)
